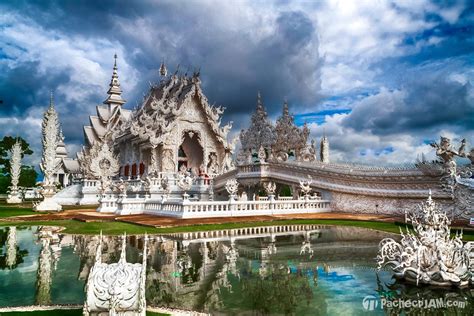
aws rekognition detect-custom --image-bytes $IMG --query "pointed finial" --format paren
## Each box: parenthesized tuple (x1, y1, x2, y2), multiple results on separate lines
(283, 100, 289, 114)
(428, 189, 432, 203)
(49, 90, 54, 109)
(256, 91, 264, 109)
(104, 54, 126, 106)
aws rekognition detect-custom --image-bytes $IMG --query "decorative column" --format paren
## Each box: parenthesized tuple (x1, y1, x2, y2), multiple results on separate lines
(35, 93, 62, 211)
(6, 140, 23, 204)
(35, 238, 52, 305)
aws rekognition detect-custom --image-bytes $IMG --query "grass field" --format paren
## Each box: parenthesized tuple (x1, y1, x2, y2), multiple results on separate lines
(1, 203, 472, 240)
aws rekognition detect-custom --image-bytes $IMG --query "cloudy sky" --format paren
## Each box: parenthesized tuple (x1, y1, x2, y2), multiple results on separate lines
(0, 0, 473, 167)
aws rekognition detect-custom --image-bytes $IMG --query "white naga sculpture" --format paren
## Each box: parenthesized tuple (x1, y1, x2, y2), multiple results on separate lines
(6, 140, 23, 204)
(35, 94, 62, 211)
(417, 136, 474, 218)
(377, 191, 474, 288)
(84, 233, 148, 316)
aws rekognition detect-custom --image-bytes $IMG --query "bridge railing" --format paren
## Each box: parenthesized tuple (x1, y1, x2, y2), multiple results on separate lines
(142, 197, 331, 218)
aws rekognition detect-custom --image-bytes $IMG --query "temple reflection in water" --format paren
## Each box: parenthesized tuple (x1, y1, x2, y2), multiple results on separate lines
(0, 225, 472, 314)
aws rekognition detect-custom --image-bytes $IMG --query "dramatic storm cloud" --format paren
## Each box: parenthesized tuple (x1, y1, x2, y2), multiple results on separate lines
(0, 0, 473, 167)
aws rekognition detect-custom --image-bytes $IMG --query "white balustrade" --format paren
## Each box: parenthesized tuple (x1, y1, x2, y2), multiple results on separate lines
(142, 197, 330, 218)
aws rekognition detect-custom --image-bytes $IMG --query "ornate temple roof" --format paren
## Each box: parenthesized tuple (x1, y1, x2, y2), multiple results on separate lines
(82, 55, 130, 148)
(127, 68, 232, 148)
(239, 92, 276, 151)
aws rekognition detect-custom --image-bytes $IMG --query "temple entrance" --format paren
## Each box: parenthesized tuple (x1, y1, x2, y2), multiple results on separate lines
(178, 132, 204, 175)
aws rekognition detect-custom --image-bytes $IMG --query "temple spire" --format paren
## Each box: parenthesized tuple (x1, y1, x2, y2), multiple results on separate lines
(104, 54, 126, 106)
(49, 91, 54, 109)
(320, 133, 329, 163)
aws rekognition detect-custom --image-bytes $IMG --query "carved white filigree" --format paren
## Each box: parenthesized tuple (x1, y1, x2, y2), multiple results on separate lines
(263, 181, 276, 195)
(239, 92, 276, 152)
(377, 192, 474, 288)
(7, 140, 23, 203)
(6, 227, 17, 268)
(273, 102, 312, 162)
(427, 136, 474, 218)
(177, 174, 193, 193)
(88, 141, 120, 192)
(40, 95, 60, 196)
(84, 233, 147, 316)
(225, 179, 239, 196)
(299, 179, 312, 196)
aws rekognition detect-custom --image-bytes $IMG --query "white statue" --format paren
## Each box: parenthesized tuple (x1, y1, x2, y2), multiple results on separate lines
(177, 173, 193, 196)
(225, 179, 239, 196)
(88, 140, 120, 194)
(6, 140, 23, 204)
(258, 146, 266, 162)
(84, 233, 148, 316)
(377, 191, 474, 288)
(299, 178, 312, 196)
(263, 181, 276, 195)
(207, 152, 219, 174)
(35, 94, 62, 211)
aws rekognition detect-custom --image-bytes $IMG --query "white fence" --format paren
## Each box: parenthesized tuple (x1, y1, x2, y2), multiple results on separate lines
(140, 197, 331, 218)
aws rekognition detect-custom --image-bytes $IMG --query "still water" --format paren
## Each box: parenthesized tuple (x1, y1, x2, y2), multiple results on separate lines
(0, 225, 472, 315)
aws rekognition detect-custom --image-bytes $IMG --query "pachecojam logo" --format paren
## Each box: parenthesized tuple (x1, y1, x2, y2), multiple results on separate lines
(362, 295, 379, 311)
(362, 295, 467, 311)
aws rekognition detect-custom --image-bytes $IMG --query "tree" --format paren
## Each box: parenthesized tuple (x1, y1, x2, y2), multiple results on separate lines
(19, 166, 38, 187)
(0, 136, 33, 174)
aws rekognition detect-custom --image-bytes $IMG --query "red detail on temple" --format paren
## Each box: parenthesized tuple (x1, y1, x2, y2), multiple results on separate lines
(131, 164, 137, 176)
(124, 165, 130, 176)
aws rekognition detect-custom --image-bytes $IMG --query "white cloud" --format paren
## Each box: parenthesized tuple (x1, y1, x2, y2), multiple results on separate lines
(0, 13, 139, 106)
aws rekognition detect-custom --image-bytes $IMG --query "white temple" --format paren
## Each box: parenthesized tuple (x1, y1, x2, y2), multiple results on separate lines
(42, 55, 473, 218)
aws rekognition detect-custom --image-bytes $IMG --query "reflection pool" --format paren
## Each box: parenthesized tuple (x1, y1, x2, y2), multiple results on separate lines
(0, 225, 472, 315)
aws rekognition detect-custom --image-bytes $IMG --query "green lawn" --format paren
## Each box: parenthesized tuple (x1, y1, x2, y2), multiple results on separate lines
(0, 203, 472, 241)
(0, 204, 36, 217)
(0, 204, 97, 218)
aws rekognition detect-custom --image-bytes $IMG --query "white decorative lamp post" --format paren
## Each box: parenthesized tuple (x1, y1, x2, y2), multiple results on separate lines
(34, 93, 62, 211)
(6, 140, 23, 204)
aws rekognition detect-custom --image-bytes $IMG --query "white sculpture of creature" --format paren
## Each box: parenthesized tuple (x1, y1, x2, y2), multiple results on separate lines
(207, 152, 219, 174)
(225, 179, 239, 196)
(377, 191, 474, 288)
(299, 179, 312, 196)
(263, 181, 276, 195)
